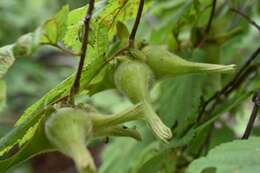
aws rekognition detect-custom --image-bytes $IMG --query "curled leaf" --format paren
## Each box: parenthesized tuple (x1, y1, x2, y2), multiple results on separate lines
(0, 45, 15, 79)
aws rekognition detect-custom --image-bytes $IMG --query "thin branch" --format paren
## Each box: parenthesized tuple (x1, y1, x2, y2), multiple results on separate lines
(230, 8, 260, 33)
(205, 0, 217, 34)
(54, 43, 81, 56)
(196, 0, 217, 47)
(129, 0, 145, 47)
(241, 90, 260, 139)
(224, 65, 257, 96)
(197, 47, 260, 122)
(41, 43, 81, 56)
(68, 0, 95, 103)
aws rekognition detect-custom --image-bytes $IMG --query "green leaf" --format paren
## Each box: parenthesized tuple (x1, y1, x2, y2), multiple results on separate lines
(187, 137, 260, 173)
(116, 21, 129, 45)
(158, 74, 206, 136)
(135, 150, 175, 173)
(97, 0, 139, 35)
(87, 22, 109, 65)
(99, 127, 155, 173)
(62, 6, 86, 51)
(40, 5, 69, 44)
(131, 130, 195, 173)
(0, 45, 15, 79)
(100, 127, 195, 173)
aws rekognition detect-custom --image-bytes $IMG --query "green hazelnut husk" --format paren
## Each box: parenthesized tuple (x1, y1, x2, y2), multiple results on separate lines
(114, 59, 154, 103)
(114, 59, 172, 142)
(45, 107, 96, 173)
(141, 45, 236, 79)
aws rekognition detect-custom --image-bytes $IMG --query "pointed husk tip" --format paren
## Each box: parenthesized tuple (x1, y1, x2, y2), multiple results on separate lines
(192, 63, 236, 74)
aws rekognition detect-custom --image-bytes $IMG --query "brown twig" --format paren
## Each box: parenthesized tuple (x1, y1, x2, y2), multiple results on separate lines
(241, 90, 260, 139)
(230, 8, 260, 33)
(68, 0, 95, 103)
(197, 47, 260, 122)
(128, 0, 145, 47)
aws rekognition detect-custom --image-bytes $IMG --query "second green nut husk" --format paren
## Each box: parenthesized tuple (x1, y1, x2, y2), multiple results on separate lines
(141, 45, 236, 79)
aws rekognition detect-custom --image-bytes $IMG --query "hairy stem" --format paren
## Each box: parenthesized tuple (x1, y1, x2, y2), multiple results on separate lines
(68, 0, 95, 103)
